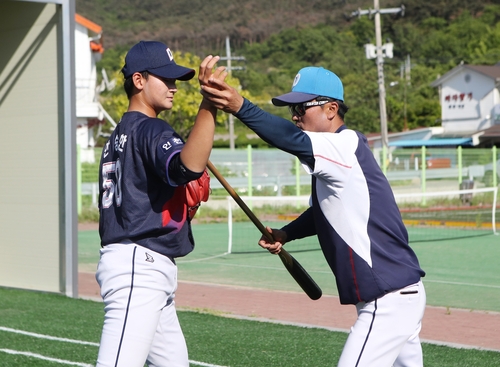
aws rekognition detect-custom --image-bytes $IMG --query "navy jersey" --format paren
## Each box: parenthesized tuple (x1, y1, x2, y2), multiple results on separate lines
(234, 99, 425, 305)
(98, 111, 194, 259)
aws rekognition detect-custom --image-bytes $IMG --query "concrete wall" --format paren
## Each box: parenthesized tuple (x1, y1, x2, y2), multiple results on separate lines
(0, 1, 73, 293)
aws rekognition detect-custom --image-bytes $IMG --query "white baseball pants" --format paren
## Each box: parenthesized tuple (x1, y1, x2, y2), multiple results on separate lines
(338, 281, 426, 367)
(95, 243, 188, 367)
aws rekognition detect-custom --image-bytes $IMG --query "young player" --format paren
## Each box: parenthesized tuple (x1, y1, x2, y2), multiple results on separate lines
(201, 66, 426, 367)
(96, 41, 225, 367)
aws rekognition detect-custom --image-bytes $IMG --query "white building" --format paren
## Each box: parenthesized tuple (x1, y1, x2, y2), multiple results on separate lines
(75, 13, 104, 162)
(430, 64, 500, 148)
(369, 63, 500, 149)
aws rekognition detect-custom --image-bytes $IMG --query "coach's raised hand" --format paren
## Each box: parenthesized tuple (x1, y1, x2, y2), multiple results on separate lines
(200, 73, 245, 115)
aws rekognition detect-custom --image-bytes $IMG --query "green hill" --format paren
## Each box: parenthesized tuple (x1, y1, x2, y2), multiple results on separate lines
(77, 0, 500, 139)
(76, 0, 494, 52)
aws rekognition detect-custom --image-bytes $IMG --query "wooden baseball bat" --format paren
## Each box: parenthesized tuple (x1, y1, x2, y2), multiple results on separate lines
(207, 160, 322, 300)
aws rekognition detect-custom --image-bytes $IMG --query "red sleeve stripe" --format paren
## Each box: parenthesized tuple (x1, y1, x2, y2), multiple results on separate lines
(314, 154, 352, 169)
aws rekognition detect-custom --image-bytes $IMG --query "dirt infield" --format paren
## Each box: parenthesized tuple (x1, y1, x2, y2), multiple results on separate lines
(79, 272, 500, 352)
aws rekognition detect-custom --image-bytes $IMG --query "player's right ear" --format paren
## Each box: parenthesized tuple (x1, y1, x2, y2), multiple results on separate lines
(124, 71, 149, 99)
(131, 72, 146, 90)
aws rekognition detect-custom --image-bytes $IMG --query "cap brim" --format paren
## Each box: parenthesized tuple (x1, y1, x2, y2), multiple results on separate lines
(149, 64, 195, 81)
(271, 92, 319, 106)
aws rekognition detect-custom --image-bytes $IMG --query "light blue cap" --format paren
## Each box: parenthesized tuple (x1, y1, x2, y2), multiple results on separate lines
(272, 67, 344, 106)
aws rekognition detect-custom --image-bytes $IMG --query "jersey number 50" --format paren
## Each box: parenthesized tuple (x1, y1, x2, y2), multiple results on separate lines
(102, 160, 122, 208)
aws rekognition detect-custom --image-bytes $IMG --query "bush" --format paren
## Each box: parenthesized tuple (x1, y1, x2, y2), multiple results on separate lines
(79, 205, 99, 223)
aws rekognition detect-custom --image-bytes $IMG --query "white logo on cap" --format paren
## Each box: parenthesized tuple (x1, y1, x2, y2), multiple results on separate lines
(292, 73, 301, 87)
(166, 48, 174, 61)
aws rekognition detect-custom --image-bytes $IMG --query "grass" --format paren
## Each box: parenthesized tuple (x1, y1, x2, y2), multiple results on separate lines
(0, 287, 499, 367)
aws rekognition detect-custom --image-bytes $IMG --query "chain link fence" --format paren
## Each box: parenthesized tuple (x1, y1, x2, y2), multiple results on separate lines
(81, 146, 499, 205)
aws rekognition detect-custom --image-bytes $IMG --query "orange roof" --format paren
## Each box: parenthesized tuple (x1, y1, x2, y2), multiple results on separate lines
(75, 13, 102, 34)
(90, 41, 104, 53)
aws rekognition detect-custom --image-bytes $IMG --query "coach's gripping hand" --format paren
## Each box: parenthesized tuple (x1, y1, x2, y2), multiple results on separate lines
(200, 75, 244, 115)
(259, 227, 287, 255)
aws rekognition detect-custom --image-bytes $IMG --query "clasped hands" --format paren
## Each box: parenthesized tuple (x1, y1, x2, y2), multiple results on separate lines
(198, 55, 244, 114)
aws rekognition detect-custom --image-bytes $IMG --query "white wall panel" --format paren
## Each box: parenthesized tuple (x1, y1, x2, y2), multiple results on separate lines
(0, 1, 62, 292)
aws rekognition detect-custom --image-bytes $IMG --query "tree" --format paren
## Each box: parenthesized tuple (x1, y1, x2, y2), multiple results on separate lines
(98, 51, 253, 143)
(92, 0, 500, 137)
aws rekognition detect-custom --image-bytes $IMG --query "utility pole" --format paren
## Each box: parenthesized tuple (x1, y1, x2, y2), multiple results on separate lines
(351, 2, 405, 151)
(220, 36, 245, 150)
(403, 54, 411, 131)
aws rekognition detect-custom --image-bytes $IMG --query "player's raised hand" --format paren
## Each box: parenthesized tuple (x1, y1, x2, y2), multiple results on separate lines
(198, 55, 226, 87)
(258, 226, 287, 254)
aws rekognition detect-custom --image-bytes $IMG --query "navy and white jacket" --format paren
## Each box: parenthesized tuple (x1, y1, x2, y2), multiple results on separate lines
(235, 99, 425, 305)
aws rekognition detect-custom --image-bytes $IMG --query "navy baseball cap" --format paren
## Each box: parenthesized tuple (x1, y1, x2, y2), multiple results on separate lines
(272, 67, 344, 106)
(122, 41, 195, 81)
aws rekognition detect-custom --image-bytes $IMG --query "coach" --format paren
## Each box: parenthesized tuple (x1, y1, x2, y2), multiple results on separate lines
(201, 66, 426, 367)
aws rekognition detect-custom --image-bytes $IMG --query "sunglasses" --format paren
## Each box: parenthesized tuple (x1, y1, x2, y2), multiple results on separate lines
(288, 100, 331, 117)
